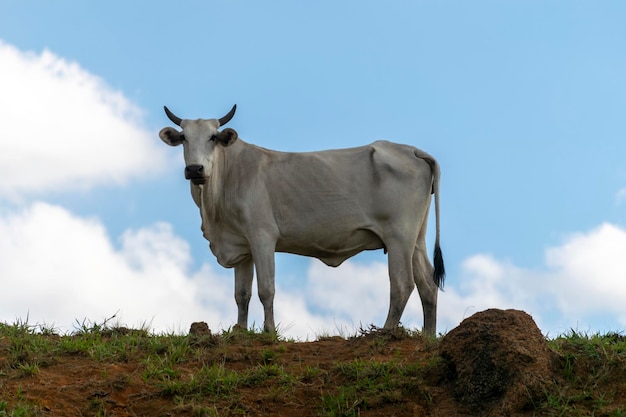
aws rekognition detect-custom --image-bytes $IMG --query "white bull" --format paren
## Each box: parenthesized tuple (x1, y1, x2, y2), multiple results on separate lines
(159, 105, 444, 335)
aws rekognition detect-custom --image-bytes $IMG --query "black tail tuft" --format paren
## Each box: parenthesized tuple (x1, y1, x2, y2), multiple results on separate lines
(433, 244, 445, 290)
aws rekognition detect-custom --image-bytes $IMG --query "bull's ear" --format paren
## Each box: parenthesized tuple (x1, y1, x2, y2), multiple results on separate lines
(215, 128, 238, 147)
(159, 127, 185, 146)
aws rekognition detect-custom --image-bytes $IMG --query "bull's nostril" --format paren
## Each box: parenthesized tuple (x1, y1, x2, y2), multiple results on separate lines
(184, 164, 204, 179)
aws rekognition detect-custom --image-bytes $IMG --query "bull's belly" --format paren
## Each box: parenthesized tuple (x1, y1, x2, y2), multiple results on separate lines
(275, 228, 384, 267)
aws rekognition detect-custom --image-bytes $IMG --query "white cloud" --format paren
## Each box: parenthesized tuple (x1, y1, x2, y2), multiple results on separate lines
(436, 255, 548, 332)
(273, 291, 338, 340)
(306, 260, 389, 323)
(439, 223, 626, 334)
(277, 260, 395, 338)
(278, 258, 438, 337)
(545, 224, 626, 317)
(0, 40, 167, 199)
(0, 202, 235, 333)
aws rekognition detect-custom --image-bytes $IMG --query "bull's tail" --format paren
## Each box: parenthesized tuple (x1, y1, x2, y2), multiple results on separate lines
(416, 149, 445, 290)
(434, 243, 445, 289)
(431, 158, 445, 289)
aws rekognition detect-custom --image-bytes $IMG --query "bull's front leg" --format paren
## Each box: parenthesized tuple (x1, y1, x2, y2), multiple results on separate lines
(234, 258, 254, 329)
(251, 248, 276, 333)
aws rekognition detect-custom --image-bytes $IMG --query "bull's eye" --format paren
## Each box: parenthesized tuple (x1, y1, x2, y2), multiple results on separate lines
(209, 134, 217, 142)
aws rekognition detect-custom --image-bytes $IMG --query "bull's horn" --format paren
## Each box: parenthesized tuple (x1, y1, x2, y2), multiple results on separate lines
(164, 106, 182, 126)
(218, 104, 237, 126)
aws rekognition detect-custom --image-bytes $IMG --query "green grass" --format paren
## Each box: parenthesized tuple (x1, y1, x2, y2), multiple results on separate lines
(317, 358, 427, 416)
(541, 329, 626, 416)
(1, 319, 626, 416)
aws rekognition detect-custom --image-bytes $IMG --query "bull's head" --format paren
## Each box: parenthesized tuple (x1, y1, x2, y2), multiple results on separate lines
(159, 105, 238, 185)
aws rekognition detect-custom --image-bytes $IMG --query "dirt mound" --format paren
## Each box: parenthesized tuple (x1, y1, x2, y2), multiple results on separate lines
(439, 308, 555, 416)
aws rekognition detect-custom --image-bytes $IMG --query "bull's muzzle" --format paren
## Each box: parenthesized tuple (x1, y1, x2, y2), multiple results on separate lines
(184, 165, 207, 185)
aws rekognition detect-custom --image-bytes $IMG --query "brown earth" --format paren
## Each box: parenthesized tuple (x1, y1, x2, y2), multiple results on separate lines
(1, 309, 625, 416)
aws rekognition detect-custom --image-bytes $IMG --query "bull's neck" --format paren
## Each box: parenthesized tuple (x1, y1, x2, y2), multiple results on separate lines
(196, 185, 214, 241)
(192, 140, 249, 238)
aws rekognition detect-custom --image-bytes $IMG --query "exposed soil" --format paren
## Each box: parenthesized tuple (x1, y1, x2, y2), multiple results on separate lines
(1, 309, 625, 416)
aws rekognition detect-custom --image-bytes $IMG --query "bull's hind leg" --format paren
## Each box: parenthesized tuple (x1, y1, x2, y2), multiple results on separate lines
(383, 240, 416, 329)
(413, 240, 438, 335)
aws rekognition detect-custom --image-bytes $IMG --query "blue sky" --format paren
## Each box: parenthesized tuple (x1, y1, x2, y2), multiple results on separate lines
(1, 2, 626, 338)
